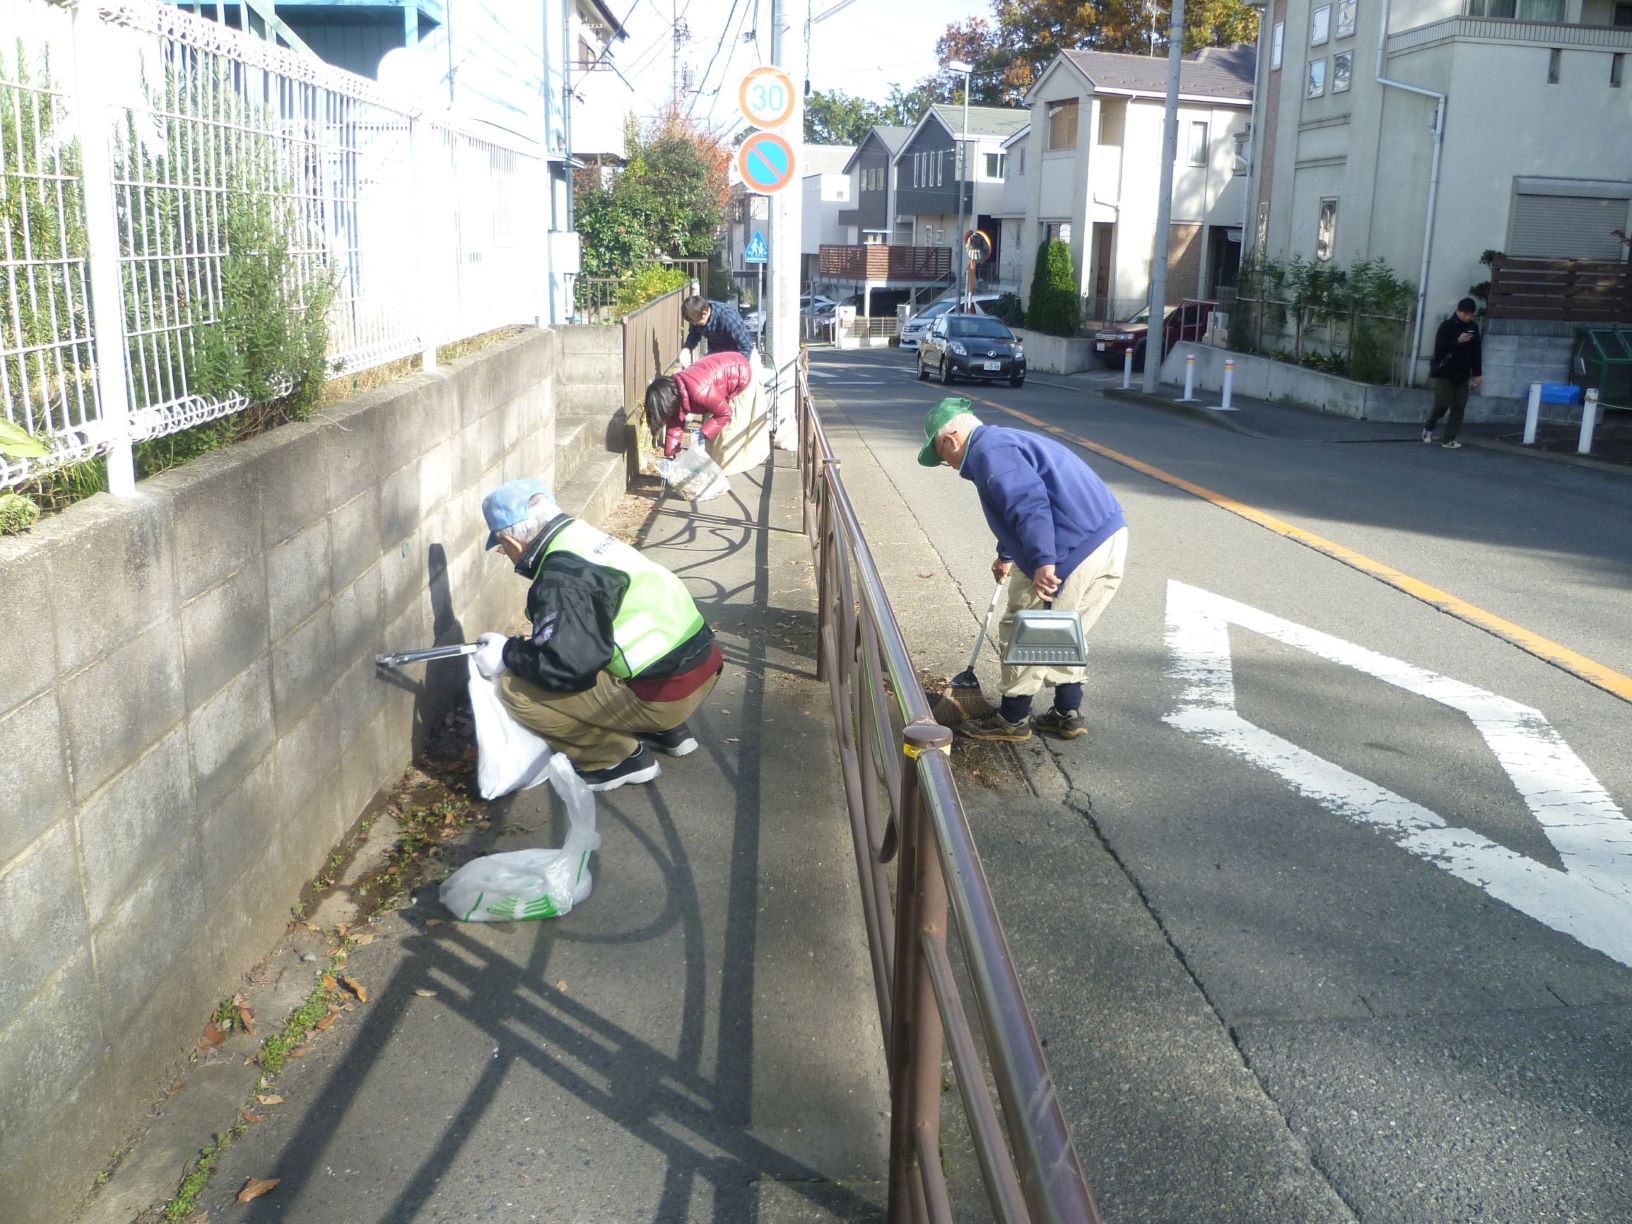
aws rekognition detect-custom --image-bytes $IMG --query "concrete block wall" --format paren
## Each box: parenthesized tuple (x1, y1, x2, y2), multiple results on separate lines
(0, 328, 602, 1222)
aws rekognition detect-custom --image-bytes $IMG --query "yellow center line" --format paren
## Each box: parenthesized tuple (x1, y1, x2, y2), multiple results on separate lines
(955, 391, 1632, 706)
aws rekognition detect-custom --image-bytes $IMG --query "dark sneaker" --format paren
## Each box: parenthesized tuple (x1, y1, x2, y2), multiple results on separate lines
(1034, 708, 1086, 739)
(958, 711, 1032, 742)
(580, 744, 661, 792)
(1441, 440, 1462, 450)
(638, 722, 698, 757)
(1420, 430, 1435, 444)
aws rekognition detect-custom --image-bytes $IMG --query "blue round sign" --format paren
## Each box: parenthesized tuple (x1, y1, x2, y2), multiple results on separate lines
(737, 132, 796, 195)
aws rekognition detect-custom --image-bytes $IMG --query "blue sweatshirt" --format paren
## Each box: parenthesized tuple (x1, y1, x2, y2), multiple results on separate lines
(959, 425, 1125, 581)
(684, 300, 755, 357)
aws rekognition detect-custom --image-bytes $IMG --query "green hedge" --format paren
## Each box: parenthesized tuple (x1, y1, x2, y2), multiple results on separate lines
(1025, 241, 1080, 337)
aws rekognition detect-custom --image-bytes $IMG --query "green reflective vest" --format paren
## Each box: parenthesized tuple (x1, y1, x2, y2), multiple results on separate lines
(542, 518, 705, 678)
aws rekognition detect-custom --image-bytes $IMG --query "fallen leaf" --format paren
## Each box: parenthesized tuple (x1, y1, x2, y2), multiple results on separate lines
(300, 921, 319, 931)
(257, 1094, 283, 1105)
(197, 1022, 228, 1053)
(333, 923, 351, 938)
(424, 919, 445, 927)
(343, 976, 368, 1003)
(351, 932, 375, 947)
(554, 980, 568, 993)
(247, 966, 272, 985)
(475, 820, 492, 829)
(414, 989, 438, 998)
(342, 1002, 356, 1012)
(287, 1042, 312, 1059)
(314, 1012, 337, 1031)
(240, 1111, 264, 1125)
(169, 1078, 187, 1094)
(237, 1177, 279, 1202)
(231, 994, 256, 1036)
(320, 973, 337, 993)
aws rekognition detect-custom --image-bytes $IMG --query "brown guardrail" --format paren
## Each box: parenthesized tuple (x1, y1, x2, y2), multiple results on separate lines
(794, 352, 1100, 1223)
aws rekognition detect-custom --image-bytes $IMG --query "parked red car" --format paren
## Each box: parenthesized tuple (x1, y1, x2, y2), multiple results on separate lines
(1094, 300, 1216, 370)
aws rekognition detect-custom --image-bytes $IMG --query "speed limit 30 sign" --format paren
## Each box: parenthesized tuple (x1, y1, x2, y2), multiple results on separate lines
(737, 66, 795, 129)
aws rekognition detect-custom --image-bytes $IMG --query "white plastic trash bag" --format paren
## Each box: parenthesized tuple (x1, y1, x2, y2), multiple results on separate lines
(439, 753, 602, 922)
(469, 659, 555, 800)
(659, 446, 731, 501)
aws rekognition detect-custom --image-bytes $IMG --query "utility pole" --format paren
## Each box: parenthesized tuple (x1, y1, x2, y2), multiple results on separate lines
(767, 0, 804, 422)
(1142, 0, 1185, 394)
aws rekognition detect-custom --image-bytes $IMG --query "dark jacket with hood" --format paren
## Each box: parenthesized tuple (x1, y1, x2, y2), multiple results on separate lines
(1430, 314, 1482, 383)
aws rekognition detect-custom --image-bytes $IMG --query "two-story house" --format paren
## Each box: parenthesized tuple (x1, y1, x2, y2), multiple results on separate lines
(1248, 0, 1632, 387)
(839, 125, 912, 244)
(893, 103, 1031, 279)
(992, 124, 1032, 292)
(1012, 45, 1256, 323)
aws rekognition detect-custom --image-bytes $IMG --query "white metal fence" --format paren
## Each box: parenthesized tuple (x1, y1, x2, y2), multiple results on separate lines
(1, 0, 546, 493)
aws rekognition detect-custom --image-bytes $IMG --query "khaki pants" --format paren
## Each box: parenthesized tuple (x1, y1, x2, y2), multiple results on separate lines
(706, 376, 771, 475)
(998, 527, 1128, 698)
(498, 667, 721, 771)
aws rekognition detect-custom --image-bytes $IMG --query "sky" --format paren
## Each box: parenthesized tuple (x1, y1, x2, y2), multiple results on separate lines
(604, 0, 994, 134)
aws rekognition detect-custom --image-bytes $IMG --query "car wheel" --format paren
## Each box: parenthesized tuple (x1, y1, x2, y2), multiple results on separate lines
(916, 359, 928, 381)
(1010, 374, 1024, 388)
(939, 358, 955, 386)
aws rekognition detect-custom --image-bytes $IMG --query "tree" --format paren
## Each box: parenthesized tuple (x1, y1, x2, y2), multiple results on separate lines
(1026, 240, 1081, 337)
(804, 89, 881, 145)
(878, 82, 939, 128)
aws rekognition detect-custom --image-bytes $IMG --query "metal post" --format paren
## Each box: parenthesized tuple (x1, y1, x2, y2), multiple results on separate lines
(768, 0, 805, 421)
(1523, 382, 1542, 445)
(1579, 388, 1600, 455)
(69, 4, 137, 497)
(1180, 352, 1197, 401)
(1142, 0, 1186, 394)
(1122, 347, 1133, 390)
(958, 73, 970, 310)
(1221, 357, 1235, 410)
(888, 723, 952, 1221)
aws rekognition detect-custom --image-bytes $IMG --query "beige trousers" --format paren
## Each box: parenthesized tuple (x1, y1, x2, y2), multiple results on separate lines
(997, 527, 1128, 698)
(706, 376, 771, 475)
(498, 667, 720, 771)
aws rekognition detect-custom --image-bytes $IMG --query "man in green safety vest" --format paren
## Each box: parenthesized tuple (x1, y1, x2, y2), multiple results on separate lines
(473, 479, 724, 792)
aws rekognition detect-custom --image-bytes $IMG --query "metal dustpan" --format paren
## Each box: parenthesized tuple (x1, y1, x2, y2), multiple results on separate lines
(1002, 609, 1088, 668)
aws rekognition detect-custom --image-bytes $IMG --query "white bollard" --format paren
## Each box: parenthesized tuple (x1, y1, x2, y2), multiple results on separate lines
(1220, 359, 1235, 411)
(1180, 352, 1197, 401)
(1523, 382, 1541, 445)
(1578, 388, 1601, 455)
(1122, 347, 1133, 390)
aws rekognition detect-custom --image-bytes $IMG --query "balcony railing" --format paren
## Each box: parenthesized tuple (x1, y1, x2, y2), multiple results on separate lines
(819, 244, 953, 282)
(1388, 15, 1632, 55)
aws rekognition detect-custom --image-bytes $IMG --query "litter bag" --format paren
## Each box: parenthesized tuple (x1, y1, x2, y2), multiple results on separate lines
(659, 446, 731, 502)
(469, 659, 555, 800)
(439, 753, 602, 921)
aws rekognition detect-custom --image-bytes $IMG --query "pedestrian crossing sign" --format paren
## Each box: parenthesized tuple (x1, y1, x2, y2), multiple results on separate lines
(744, 230, 768, 264)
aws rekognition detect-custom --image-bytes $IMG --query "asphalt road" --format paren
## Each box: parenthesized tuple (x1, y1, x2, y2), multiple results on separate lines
(811, 346, 1632, 1223)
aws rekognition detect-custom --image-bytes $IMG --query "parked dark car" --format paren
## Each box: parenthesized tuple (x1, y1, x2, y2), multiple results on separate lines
(1094, 300, 1216, 370)
(917, 314, 1026, 387)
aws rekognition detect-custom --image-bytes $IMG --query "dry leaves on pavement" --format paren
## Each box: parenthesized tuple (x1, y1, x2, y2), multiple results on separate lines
(236, 1177, 279, 1202)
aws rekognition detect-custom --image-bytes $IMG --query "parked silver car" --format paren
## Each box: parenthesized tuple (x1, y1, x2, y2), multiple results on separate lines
(899, 293, 1000, 349)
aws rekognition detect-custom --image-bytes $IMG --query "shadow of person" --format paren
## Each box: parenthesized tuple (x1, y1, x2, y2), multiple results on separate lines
(411, 541, 468, 751)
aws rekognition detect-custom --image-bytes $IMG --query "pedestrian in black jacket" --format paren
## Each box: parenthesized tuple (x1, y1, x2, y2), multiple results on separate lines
(680, 295, 755, 364)
(1423, 297, 1483, 449)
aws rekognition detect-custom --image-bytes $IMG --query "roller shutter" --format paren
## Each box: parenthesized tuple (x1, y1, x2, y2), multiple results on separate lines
(1509, 193, 1630, 259)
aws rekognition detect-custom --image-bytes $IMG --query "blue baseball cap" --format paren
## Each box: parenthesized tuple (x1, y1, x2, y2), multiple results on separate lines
(482, 479, 554, 550)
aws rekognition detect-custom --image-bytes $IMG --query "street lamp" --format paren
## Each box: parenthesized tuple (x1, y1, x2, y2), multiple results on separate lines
(945, 59, 972, 310)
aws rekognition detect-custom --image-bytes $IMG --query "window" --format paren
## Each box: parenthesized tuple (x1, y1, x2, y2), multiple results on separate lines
(984, 152, 1006, 178)
(1316, 198, 1338, 261)
(1098, 100, 1125, 145)
(935, 150, 944, 186)
(1467, 0, 1564, 17)
(1256, 201, 1270, 252)
(1308, 57, 1328, 97)
(1614, 53, 1625, 87)
(1047, 99, 1079, 150)
(1617, 1, 1632, 24)
(1042, 221, 1072, 245)
(1336, 0, 1357, 39)
(1018, 146, 1025, 173)
(1548, 47, 1561, 84)
(1333, 51, 1354, 92)
(1186, 121, 1209, 166)
(1312, 4, 1331, 44)
(1272, 21, 1284, 69)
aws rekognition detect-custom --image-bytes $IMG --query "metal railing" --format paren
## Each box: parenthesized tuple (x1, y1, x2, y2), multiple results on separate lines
(2, 0, 547, 492)
(795, 352, 1099, 1223)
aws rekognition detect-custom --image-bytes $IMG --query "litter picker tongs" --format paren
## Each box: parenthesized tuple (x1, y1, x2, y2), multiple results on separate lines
(375, 642, 480, 668)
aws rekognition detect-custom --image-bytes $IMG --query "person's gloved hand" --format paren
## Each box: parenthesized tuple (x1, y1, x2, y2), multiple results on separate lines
(690, 429, 706, 451)
(474, 632, 510, 679)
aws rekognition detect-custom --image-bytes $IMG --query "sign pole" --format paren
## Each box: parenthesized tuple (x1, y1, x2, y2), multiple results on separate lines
(767, 3, 803, 415)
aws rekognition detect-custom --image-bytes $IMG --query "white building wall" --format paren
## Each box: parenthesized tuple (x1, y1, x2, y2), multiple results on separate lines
(801, 172, 852, 254)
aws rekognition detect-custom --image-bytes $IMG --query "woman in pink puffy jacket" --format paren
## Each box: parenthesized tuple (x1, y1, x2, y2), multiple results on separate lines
(643, 351, 754, 459)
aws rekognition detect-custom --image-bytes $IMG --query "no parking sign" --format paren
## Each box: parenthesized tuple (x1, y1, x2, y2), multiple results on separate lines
(736, 131, 796, 196)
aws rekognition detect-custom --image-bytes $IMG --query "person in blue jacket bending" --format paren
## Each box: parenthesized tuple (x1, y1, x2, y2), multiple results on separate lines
(918, 398, 1128, 743)
(680, 295, 755, 364)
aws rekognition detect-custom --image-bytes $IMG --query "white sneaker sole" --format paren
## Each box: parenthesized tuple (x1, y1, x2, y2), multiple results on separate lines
(639, 732, 698, 757)
(586, 760, 662, 792)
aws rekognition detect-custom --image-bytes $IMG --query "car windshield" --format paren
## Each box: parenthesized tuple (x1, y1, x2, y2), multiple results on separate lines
(948, 318, 1013, 340)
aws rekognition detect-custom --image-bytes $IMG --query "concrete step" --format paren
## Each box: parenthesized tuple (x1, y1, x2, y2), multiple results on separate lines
(553, 415, 603, 484)
(558, 323, 623, 360)
(556, 451, 624, 528)
(556, 380, 624, 414)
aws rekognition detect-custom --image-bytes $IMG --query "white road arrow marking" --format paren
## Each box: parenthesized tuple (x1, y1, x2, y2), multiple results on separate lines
(1163, 580, 1632, 968)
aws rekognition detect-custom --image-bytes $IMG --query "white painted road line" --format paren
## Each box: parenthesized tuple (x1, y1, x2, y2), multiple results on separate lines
(1164, 580, 1632, 969)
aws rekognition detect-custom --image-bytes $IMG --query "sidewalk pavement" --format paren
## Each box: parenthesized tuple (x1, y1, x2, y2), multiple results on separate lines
(82, 455, 888, 1224)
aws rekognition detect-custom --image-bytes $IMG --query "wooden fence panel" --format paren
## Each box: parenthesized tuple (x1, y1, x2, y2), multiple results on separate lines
(1487, 258, 1632, 322)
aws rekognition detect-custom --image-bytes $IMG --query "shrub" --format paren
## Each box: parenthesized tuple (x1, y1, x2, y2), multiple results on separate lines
(0, 492, 39, 535)
(989, 292, 1025, 326)
(1025, 241, 1080, 337)
(613, 265, 689, 315)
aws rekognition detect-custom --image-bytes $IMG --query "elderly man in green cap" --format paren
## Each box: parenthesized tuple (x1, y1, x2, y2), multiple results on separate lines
(918, 398, 1128, 741)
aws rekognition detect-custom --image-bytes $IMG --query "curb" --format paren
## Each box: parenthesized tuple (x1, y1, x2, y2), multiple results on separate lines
(1464, 434, 1632, 477)
(1097, 386, 1268, 437)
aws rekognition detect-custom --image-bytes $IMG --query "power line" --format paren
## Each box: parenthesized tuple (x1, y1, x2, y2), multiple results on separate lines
(684, 0, 746, 120)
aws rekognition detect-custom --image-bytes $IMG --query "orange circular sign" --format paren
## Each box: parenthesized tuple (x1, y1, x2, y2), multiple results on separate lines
(737, 66, 796, 129)
(736, 131, 797, 195)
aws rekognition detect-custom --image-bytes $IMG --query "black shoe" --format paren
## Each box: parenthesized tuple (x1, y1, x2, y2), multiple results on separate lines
(1034, 708, 1086, 739)
(580, 744, 661, 792)
(638, 722, 698, 757)
(958, 711, 1032, 742)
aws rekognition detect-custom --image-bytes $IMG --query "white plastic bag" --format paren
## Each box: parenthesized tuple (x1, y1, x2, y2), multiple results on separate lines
(468, 658, 555, 800)
(439, 754, 602, 921)
(659, 446, 731, 501)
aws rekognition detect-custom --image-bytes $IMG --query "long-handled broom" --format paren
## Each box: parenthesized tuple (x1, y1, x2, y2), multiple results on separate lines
(931, 580, 1006, 724)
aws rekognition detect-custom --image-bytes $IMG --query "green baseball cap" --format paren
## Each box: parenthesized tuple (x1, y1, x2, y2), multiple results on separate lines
(917, 398, 975, 467)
